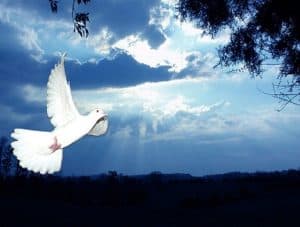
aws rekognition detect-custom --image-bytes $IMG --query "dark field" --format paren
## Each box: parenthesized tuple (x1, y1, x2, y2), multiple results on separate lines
(1, 170, 300, 226)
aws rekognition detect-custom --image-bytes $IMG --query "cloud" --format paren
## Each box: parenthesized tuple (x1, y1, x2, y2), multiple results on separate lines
(18, 27, 45, 63)
(0, 5, 39, 58)
(70, 76, 213, 116)
(0, 102, 45, 136)
(141, 25, 166, 48)
(18, 77, 230, 138)
(2, 0, 300, 176)
(113, 34, 190, 72)
(0, 2, 106, 63)
(88, 0, 161, 38)
(110, 0, 231, 74)
(0, 104, 32, 123)
(149, 1, 230, 46)
(17, 67, 293, 146)
(0, 0, 229, 79)
(149, 0, 175, 30)
(20, 77, 235, 144)
(0, 37, 173, 90)
(112, 125, 133, 139)
(176, 52, 220, 78)
(176, 21, 230, 44)
(68, 78, 300, 145)
(87, 28, 114, 55)
(0, 0, 167, 64)
(22, 84, 45, 104)
(0, 0, 227, 76)
(66, 53, 172, 88)
(139, 122, 147, 138)
(0, 2, 69, 62)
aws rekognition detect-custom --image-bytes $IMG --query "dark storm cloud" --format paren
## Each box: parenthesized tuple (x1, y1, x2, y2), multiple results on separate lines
(89, 0, 160, 35)
(0, 49, 51, 87)
(141, 25, 166, 48)
(90, 0, 167, 48)
(1, 46, 172, 92)
(2, 0, 74, 20)
(0, 11, 173, 137)
(1, 48, 173, 90)
(0, 22, 51, 87)
(3, 0, 166, 48)
(67, 53, 172, 89)
(176, 53, 215, 79)
(0, 4, 173, 89)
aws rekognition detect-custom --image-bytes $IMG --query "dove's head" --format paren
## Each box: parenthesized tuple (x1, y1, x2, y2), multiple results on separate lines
(90, 108, 107, 123)
(88, 108, 108, 136)
(91, 108, 105, 116)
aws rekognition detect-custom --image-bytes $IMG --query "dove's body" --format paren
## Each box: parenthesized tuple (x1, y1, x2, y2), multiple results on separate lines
(53, 115, 95, 148)
(11, 53, 108, 174)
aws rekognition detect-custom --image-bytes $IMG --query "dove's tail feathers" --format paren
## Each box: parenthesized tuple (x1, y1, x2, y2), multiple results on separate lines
(11, 129, 63, 174)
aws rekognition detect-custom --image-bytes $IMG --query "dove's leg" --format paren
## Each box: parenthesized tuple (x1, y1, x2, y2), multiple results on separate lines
(49, 136, 61, 152)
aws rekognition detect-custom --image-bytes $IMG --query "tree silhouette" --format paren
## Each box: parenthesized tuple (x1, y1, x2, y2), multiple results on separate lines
(177, 0, 300, 109)
(0, 137, 4, 173)
(49, 0, 90, 37)
(0, 137, 12, 177)
(0, 136, 30, 177)
(15, 165, 28, 177)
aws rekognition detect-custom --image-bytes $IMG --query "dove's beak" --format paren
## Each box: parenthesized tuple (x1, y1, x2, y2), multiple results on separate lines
(96, 114, 107, 124)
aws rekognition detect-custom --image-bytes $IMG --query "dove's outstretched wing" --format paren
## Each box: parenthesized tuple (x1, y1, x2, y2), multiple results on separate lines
(47, 54, 80, 128)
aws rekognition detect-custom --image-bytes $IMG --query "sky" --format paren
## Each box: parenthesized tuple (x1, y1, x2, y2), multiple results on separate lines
(1, 0, 300, 176)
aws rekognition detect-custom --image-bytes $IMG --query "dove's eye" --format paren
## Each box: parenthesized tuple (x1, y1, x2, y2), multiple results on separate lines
(96, 109, 99, 113)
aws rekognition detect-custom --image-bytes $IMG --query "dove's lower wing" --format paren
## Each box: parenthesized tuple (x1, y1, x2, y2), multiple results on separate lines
(47, 54, 80, 128)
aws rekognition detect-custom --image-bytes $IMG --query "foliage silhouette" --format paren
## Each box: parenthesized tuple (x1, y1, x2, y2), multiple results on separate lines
(177, 0, 300, 109)
(1, 169, 300, 225)
(49, 0, 58, 13)
(48, 0, 90, 37)
(0, 137, 12, 177)
(0, 136, 33, 177)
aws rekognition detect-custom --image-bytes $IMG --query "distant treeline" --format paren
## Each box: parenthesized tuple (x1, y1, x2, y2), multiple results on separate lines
(1, 135, 300, 226)
(1, 168, 300, 207)
(1, 169, 300, 226)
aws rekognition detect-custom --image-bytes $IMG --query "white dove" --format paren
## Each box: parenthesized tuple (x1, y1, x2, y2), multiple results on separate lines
(11, 53, 108, 174)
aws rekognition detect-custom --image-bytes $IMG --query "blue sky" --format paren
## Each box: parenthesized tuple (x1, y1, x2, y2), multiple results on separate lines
(1, 0, 300, 176)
